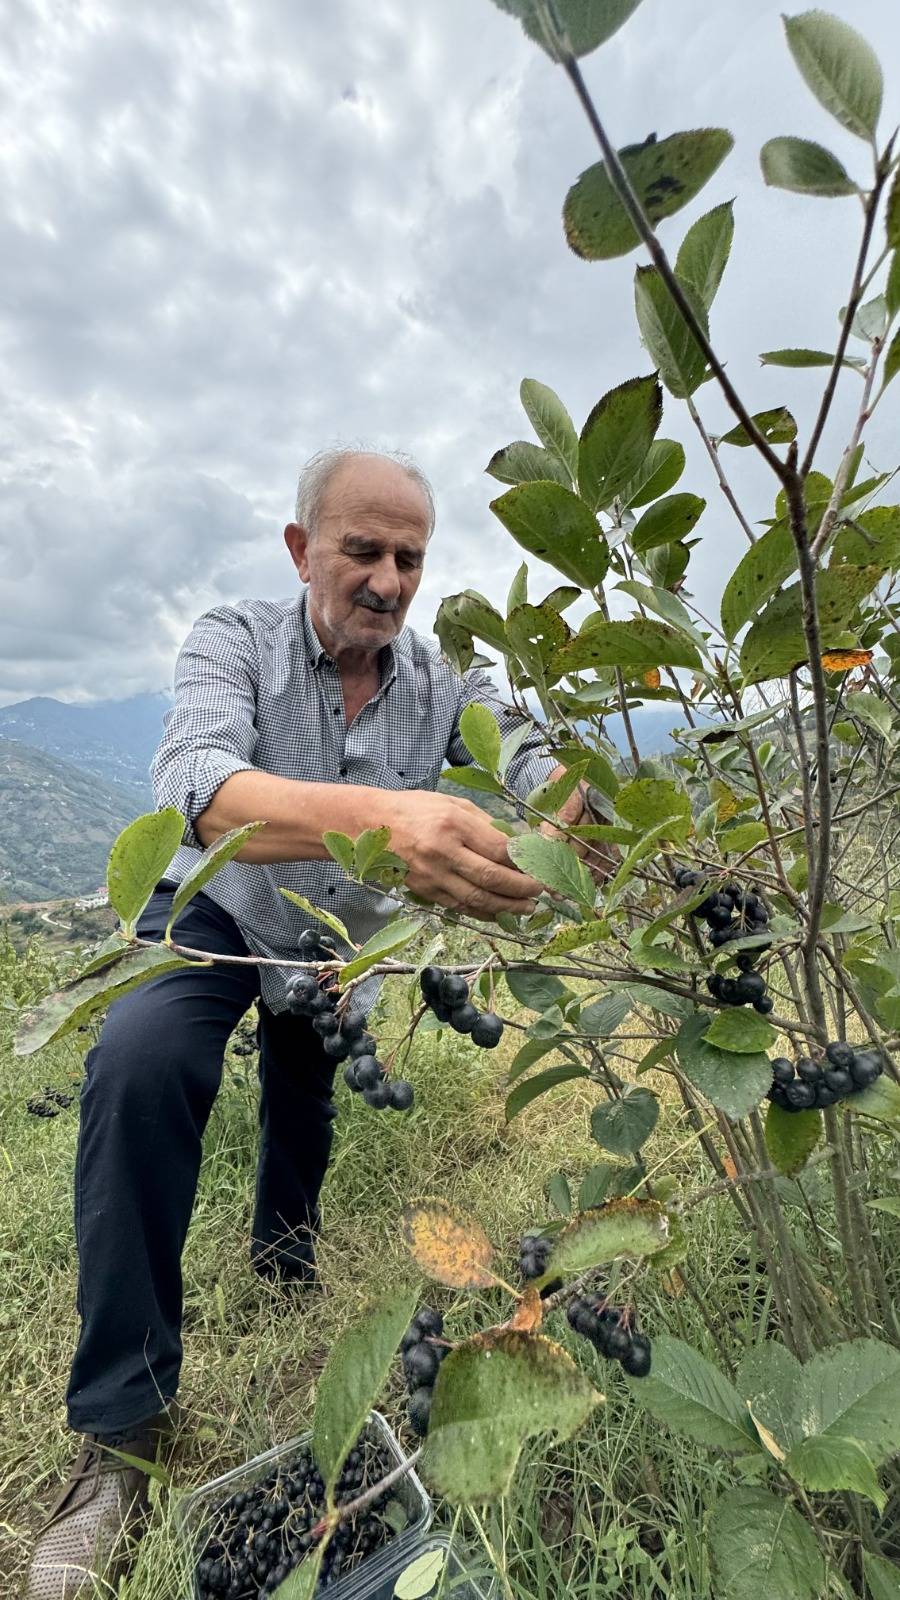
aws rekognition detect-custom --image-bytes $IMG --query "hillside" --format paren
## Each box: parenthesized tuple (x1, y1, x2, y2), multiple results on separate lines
(0, 738, 146, 902)
(0, 692, 170, 800)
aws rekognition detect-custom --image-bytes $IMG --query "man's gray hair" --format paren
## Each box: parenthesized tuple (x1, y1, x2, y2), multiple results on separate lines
(294, 445, 436, 538)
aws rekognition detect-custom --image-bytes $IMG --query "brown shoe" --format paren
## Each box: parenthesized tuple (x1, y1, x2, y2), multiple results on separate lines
(24, 1412, 174, 1600)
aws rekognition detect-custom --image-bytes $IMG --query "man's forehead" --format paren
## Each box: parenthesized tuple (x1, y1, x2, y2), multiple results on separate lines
(320, 460, 430, 532)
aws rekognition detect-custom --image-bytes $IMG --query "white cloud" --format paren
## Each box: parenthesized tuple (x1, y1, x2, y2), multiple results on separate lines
(0, 0, 898, 703)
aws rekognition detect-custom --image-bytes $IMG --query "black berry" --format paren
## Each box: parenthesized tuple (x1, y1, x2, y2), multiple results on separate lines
(439, 974, 469, 1008)
(390, 1080, 415, 1111)
(471, 1012, 504, 1048)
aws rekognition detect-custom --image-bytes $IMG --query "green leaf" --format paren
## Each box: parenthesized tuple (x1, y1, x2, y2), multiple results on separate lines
(506, 1064, 590, 1120)
(631, 1335, 761, 1452)
(312, 1288, 417, 1500)
(459, 703, 503, 775)
(632, 492, 706, 551)
(705, 1008, 776, 1054)
(273, 1549, 323, 1600)
(490, 481, 609, 588)
(505, 603, 570, 701)
(441, 591, 509, 653)
(888, 169, 900, 249)
(545, 1198, 670, 1279)
(846, 691, 893, 739)
(634, 265, 709, 397)
(279, 891, 353, 948)
(520, 377, 580, 479)
(881, 329, 900, 395)
(579, 991, 633, 1037)
(720, 820, 769, 854)
(675, 200, 734, 310)
(505, 967, 568, 1012)
(165, 822, 266, 936)
(422, 1329, 601, 1503)
(737, 1342, 804, 1455)
(486, 441, 573, 489)
(765, 1102, 822, 1176)
(591, 1086, 659, 1155)
(759, 346, 865, 371)
(540, 918, 610, 957)
(69, 932, 130, 981)
(489, 0, 645, 60)
(675, 1011, 773, 1119)
(709, 1486, 823, 1600)
(794, 1338, 900, 1466)
(558, 617, 701, 673)
(507, 1037, 556, 1084)
(393, 1549, 447, 1599)
(785, 1435, 885, 1510)
(760, 135, 857, 196)
(14, 943, 199, 1057)
(740, 565, 882, 685)
(354, 827, 393, 879)
(616, 777, 692, 837)
(578, 375, 663, 512)
(106, 809, 187, 937)
(564, 129, 734, 261)
(617, 438, 686, 509)
(783, 10, 883, 142)
(339, 919, 423, 986)
(323, 831, 356, 873)
(614, 580, 706, 648)
(719, 408, 798, 449)
(441, 766, 506, 796)
(506, 833, 597, 907)
(579, 1163, 616, 1210)
(606, 817, 691, 900)
(526, 761, 589, 817)
(721, 521, 798, 639)
(867, 1198, 900, 1218)
(863, 1550, 900, 1600)
(832, 506, 900, 571)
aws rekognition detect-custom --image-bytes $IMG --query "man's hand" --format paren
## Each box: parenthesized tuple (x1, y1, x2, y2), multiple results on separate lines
(387, 790, 543, 920)
(538, 766, 616, 888)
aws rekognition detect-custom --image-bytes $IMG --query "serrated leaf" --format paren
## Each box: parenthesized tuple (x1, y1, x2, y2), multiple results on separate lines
(486, 440, 573, 489)
(591, 1087, 659, 1155)
(323, 831, 356, 873)
(354, 827, 393, 879)
(279, 891, 353, 949)
(506, 833, 597, 907)
(616, 777, 692, 836)
(850, 1071, 900, 1127)
(490, 481, 609, 588)
(675, 200, 734, 310)
(69, 932, 130, 981)
(785, 1434, 885, 1510)
(783, 10, 883, 142)
(719, 408, 798, 449)
(401, 1200, 495, 1289)
(760, 135, 857, 196)
(765, 1102, 822, 1176)
(545, 1199, 669, 1279)
(635, 265, 709, 398)
(721, 522, 798, 639)
(720, 820, 769, 854)
(106, 809, 187, 937)
(632, 492, 706, 551)
(507, 1037, 557, 1084)
(505, 967, 568, 1012)
(631, 1335, 761, 1452)
(846, 690, 892, 739)
(617, 438, 686, 509)
(759, 346, 865, 371)
(526, 761, 589, 816)
(459, 703, 503, 775)
(540, 918, 610, 957)
(579, 991, 633, 1036)
(498, 723, 534, 781)
(166, 821, 266, 935)
(737, 1343, 804, 1455)
(312, 1289, 417, 1500)
(441, 766, 506, 796)
(273, 1547, 324, 1600)
(519, 378, 580, 478)
(705, 1009, 776, 1054)
(675, 1011, 773, 1118)
(794, 1338, 900, 1465)
(422, 1329, 601, 1503)
(740, 565, 882, 684)
(339, 919, 423, 986)
(614, 579, 706, 647)
(441, 591, 509, 653)
(578, 1163, 616, 1209)
(14, 943, 200, 1057)
(578, 375, 662, 512)
(565, 129, 734, 261)
(558, 617, 701, 673)
(505, 1063, 589, 1120)
(709, 1487, 823, 1600)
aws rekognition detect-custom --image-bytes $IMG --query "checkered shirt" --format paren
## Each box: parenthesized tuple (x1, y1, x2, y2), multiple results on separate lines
(151, 587, 556, 1016)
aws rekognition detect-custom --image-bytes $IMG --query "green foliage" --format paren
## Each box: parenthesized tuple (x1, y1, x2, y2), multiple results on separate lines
(760, 136, 858, 197)
(709, 1487, 824, 1600)
(675, 1012, 773, 1119)
(564, 129, 734, 260)
(106, 808, 186, 937)
(489, 0, 646, 61)
(458, 703, 503, 775)
(490, 481, 610, 588)
(312, 1289, 417, 1501)
(590, 1086, 659, 1155)
(634, 265, 709, 397)
(544, 1199, 670, 1279)
(782, 10, 883, 142)
(765, 1103, 822, 1176)
(631, 1336, 761, 1452)
(14, 942, 198, 1056)
(577, 376, 662, 511)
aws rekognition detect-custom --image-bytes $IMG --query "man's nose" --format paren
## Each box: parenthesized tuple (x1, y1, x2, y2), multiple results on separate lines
(367, 558, 403, 602)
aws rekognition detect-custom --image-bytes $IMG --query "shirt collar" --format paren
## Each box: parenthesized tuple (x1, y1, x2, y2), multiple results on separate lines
(298, 586, 399, 689)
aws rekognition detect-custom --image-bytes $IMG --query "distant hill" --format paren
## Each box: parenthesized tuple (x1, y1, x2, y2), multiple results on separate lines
(0, 737, 145, 902)
(0, 692, 171, 801)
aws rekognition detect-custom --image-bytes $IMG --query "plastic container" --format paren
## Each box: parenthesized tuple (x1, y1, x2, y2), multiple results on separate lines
(178, 1410, 432, 1599)
(364, 1533, 499, 1599)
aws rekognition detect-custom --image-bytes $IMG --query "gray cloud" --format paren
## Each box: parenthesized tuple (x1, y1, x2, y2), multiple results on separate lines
(1, 0, 898, 703)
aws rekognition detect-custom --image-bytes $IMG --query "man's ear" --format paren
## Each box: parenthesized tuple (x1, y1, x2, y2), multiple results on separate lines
(284, 522, 312, 582)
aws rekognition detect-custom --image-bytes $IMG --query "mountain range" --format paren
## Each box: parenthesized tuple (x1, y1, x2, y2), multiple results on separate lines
(0, 691, 691, 903)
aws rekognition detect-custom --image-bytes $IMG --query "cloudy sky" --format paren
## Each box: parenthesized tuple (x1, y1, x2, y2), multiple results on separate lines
(1, 0, 898, 707)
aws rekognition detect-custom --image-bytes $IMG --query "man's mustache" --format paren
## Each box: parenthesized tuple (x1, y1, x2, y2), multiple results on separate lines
(353, 590, 399, 614)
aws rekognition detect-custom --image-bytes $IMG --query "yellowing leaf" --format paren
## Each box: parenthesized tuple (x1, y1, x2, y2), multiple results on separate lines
(509, 1286, 544, 1333)
(401, 1200, 496, 1289)
(821, 648, 873, 672)
(643, 668, 662, 688)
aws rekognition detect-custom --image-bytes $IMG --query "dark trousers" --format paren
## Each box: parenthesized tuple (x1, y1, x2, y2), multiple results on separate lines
(66, 884, 338, 1435)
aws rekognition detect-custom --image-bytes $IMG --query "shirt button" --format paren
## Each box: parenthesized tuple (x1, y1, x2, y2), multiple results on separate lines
(339, 765, 348, 777)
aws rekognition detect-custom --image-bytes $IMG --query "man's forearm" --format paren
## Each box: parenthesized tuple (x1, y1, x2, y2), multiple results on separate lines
(195, 770, 397, 863)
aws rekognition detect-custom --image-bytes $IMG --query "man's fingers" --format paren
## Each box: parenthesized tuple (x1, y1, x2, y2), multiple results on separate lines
(441, 869, 538, 918)
(455, 845, 543, 903)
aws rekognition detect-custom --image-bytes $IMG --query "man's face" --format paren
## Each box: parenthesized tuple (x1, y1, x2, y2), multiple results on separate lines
(285, 456, 430, 663)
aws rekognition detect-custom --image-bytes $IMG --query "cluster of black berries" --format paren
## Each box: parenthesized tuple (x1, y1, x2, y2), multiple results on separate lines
(195, 1436, 395, 1597)
(518, 1234, 563, 1296)
(768, 1042, 884, 1113)
(286, 933, 414, 1112)
(676, 867, 774, 1012)
(419, 967, 504, 1048)
(343, 1049, 414, 1112)
(566, 1297, 652, 1378)
(401, 1307, 447, 1439)
(25, 1086, 74, 1119)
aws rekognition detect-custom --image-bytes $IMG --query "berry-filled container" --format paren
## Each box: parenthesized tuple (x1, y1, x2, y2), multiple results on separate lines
(178, 1410, 432, 1599)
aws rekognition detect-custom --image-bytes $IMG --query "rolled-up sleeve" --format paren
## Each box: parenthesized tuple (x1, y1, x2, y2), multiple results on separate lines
(446, 667, 557, 817)
(151, 606, 260, 849)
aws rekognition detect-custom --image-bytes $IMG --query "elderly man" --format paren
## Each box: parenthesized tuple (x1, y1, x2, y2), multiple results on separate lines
(27, 446, 590, 1598)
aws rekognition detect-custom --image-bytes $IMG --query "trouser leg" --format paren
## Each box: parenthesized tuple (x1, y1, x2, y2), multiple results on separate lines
(250, 1003, 339, 1279)
(66, 886, 259, 1434)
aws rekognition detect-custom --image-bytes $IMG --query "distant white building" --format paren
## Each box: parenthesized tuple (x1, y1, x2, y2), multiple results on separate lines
(75, 888, 109, 911)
